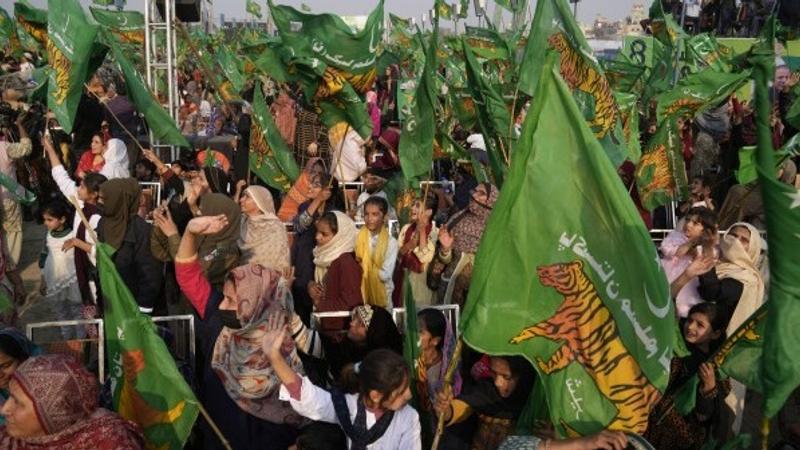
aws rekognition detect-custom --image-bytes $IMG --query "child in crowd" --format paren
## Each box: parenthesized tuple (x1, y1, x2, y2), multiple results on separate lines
(397, 192, 439, 306)
(355, 196, 398, 310)
(310, 211, 363, 338)
(416, 308, 461, 419)
(38, 201, 82, 338)
(661, 206, 719, 317)
(645, 302, 730, 448)
(264, 311, 421, 450)
(679, 174, 715, 216)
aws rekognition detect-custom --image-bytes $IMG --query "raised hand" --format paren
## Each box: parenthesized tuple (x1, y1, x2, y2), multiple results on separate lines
(153, 205, 179, 237)
(185, 214, 229, 235)
(262, 311, 288, 360)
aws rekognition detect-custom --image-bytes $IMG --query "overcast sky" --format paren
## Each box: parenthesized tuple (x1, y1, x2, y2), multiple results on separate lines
(0, 0, 644, 27)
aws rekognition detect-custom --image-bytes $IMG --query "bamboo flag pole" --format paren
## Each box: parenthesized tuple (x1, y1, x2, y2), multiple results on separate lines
(68, 196, 233, 450)
(431, 337, 464, 450)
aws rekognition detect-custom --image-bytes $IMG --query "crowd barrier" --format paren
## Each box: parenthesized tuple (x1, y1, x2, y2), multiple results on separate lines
(311, 304, 460, 334)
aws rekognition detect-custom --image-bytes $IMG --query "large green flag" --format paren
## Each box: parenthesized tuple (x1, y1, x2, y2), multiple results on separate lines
(602, 56, 647, 94)
(518, 0, 628, 167)
(250, 81, 300, 192)
(108, 35, 190, 148)
(269, 0, 382, 138)
(614, 91, 642, 164)
(462, 39, 510, 186)
(684, 34, 733, 74)
(398, 30, 437, 183)
(0, 8, 22, 57)
(461, 53, 674, 437)
(246, 0, 263, 18)
(750, 19, 800, 418)
(634, 116, 689, 210)
(14, 0, 47, 47)
(215, 44, 246, 93)
(46, 0, 98, 134)
(97, 242, 198, 450)
(90, 7, 144, 45)
(655, 68, 751, 123)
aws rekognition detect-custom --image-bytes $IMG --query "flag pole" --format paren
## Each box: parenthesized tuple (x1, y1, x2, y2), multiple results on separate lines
(67, 198, 235, 450)
(431, 337, 464, 450)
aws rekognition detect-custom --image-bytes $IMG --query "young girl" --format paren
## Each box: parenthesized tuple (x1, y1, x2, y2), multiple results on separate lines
(265, 313, 421, 450)
(661, 206, 718, 317)
(397, 192, 438, 307)
(310, 211, 363, 338)
(355, 196, 398, 310)
(38, 201, 83, 339)
(644, 302, 730, 449)
(416, 308, 461, 417)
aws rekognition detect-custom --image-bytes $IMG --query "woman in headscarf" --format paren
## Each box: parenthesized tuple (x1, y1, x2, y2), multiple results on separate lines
(195, 193, 241, 289)
(0, 354, 144, 449)
(175, 215, 304, 450)
(98, 179, 163, 314)
(695, 221, 765, 437)
(310, 211, 362, 339)
(277, 158, 325, 222)
(0, 328, 40, 426)
(74, 133, 107, 180)
(238, 186, 290, 272)
(98, 138, 130, 180)
(430, 183, 499, 306)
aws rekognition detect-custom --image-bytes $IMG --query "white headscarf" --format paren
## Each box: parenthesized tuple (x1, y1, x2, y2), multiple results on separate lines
(99, 138, 130, 179)
(312, 211, 357, 283)
(717, 222, 765, 334)
(238, 186, 290, 271)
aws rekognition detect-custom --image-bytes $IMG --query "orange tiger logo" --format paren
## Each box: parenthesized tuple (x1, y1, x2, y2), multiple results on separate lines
(510, 260, 660, 434)
(46, 39, 72, 105)
(636, 143, 675, 198)
(249, 120, 292, 191)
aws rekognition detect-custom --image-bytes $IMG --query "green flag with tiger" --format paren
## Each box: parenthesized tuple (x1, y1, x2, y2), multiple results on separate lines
(0, 7, 23, 57)
(45, 0, 98, 134)
(14, 0, 47, 47)
(461, 53, 675, 437)
(249, 81, 300, 192)
(517, 0, 629, 167)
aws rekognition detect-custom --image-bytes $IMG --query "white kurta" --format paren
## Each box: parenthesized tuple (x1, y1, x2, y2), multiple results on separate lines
(279, 377, 421, 450)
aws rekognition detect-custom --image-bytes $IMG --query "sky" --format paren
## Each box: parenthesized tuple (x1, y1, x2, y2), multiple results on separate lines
(0, 0, 644, 27)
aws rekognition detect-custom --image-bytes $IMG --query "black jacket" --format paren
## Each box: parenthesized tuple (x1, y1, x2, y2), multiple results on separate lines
(99, 216, 163, 313)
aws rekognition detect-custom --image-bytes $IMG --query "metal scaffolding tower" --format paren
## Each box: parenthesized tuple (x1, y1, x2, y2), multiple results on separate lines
(144, 0, 180, 162)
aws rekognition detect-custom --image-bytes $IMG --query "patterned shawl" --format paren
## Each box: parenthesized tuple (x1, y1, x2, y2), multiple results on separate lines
(238, 186, 290, 271)
(0, 355, 143, 449)
(210, 264, 304, 424)
(446, 183, 499, 254)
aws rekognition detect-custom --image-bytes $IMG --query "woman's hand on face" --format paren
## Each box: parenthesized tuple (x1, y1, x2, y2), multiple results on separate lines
(262, 311, 288, 360)
(185, 214, 228, 235)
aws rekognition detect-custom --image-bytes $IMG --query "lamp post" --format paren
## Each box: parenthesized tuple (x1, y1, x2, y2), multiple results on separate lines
(473, 0, 486, 27)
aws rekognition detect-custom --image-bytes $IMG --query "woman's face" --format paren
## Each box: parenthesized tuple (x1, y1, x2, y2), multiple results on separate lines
(90, 136, 104, 155)
(315, 220, 335, 247)
(0, 351, 21, 390)
(418, 326, 439, 353)
(219, 280, 238, 312)
(191, 170, 211, 194)
(239, 191, 261, 217)
(379, 377, 412, 411)
(307, 176, 322, 199)
(1, 380, 45, 438)
(728, 226, 751, 251)
(471, 185, 489, 205)
(347, 314, 367, 343)
(683, 312, 718, 346)
(77, 181, 97, 203)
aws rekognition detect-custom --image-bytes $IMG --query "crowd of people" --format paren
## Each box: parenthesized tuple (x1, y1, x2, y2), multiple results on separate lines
(0, 10, 799, 450)
(654, 0, 790, 37)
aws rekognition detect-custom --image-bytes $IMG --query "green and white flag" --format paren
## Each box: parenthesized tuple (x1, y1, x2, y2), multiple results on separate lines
(90, 7, 144, 45)
(462, 53, 674, 437)
(46, 0, 98, 134)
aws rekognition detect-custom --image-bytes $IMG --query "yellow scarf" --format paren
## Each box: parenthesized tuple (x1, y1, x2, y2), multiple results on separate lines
(355, 226, 389, 307)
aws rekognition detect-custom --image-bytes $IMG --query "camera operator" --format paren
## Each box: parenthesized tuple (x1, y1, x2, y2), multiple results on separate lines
(0, 106, 32, 305)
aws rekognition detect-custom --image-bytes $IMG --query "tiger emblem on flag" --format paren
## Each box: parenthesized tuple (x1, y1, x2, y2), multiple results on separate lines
(636, 143, 675, 198)
(18, 18, 47, 45)
(510, 260, 660, 434)
(46, 39, 72, 105)
(548, 32, 618, 141)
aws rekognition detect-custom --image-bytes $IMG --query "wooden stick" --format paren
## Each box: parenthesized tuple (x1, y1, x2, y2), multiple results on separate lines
(69, 197, 233, 450)
(83, 83, 148, 155)
(431, 338, 464, 450)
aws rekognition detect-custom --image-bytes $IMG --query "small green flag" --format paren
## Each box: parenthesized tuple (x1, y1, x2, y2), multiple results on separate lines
(249, 81, 300, 192)
(518, 0, 628, 167)
(634, 116, 689, 210)
(108, 34, 190, 148)
(14, 0, 47, 47)
(655, 68, 750, 123)
(614, 91, 642, 164)
(0, 7, 23, 57)
(97, 242, 199, 450)
(246, 0, 263, 18)
(464, 25, 513, 61)
(398, 29, 437, 183)
(90, 7, 144, 45)
(462, 38, 509, 186)
(461, 53, 674, 437)
(495, 0, 523, 12)
(750, 18, 800, 418)
(684, 34, 733, 74)
(435, 0, 452, 19)
(46, 0, 98, 134)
